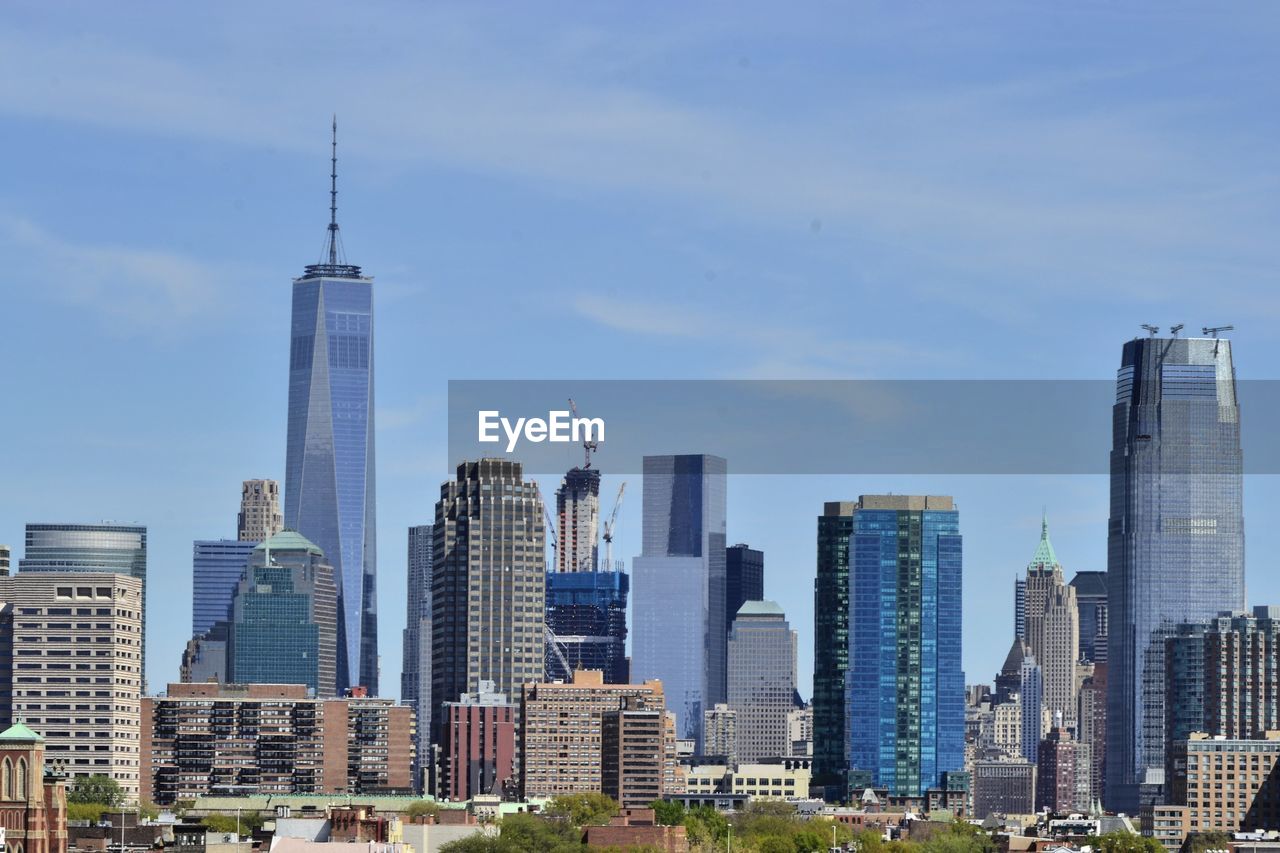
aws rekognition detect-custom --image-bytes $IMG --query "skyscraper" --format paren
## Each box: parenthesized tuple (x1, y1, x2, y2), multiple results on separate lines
(1071, 571, 1108, 665)
(228, 530, 339, 697)
(845, 495, 964, 797)
(725, 544, 764, 632)
(20, 523, 148, 677)
(727, 600, 797, 763)
(544, 570, 629, 683)
(431, 460, 546, 739)
(812, 502, 854, 792)
(284, 121, 378, 693)
(1019, 517, 1080, 729)
(191, 539, 257, 637)
(556, 467, 600, 573)
(402, 524, 432, 769)
(1020, 656, 1043, 765)
(1105, 333, 1244, 812)
(631, 454, 727, 750)
(238, 479, 283, 542)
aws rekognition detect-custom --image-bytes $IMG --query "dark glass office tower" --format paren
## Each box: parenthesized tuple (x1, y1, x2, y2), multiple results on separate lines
(812, 503, 854, 793)
(284, 122, 377, 692)
(845, 495, 964, 797)
(1104, 333, 1244, 813)
(544, 570, 629, 683)
(631, 454, 727, 750)
(402, 524, 433, 768)
(1071, 570, 1108, 664)
(191, 539, 256, 637)
(726, 543, 764, 631)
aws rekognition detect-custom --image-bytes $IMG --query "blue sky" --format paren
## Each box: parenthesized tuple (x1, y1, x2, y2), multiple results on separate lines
(3, 1, 1280, 698)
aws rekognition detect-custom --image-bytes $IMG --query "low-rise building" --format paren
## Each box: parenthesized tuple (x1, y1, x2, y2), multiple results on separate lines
(972, 760, 1035, 819)
(0, 722, 68, 853)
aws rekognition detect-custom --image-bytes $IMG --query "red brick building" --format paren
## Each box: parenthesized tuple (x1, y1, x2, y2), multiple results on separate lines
(441, 682, 516, 801)
(0, 723, 68, 853)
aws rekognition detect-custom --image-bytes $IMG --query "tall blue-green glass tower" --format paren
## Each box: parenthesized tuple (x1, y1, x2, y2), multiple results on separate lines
(846, 495, 963, 797)
(284, 120, 377, 693)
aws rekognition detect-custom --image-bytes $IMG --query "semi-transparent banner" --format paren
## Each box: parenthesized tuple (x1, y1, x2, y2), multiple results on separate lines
(446, 379, 1280, 475)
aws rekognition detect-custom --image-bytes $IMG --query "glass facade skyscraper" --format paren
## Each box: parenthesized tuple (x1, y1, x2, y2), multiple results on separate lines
(402, 523, 432, 770)
(545, 569, 629, 683)
(228, 530, 339, 696)
(812, 502, 854, 793)
(191, 539, 256, 638)
(284, 128, 377, 692)
(631, 454, 727, 750)
(726, 543, 764, 634)
(1105, 335, 1244, 813)
(845, 495, 964, 797)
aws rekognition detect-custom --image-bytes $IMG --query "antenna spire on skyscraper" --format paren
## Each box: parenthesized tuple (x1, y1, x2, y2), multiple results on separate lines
(329, 115, 339, 265)
(301, 115, 363, 280)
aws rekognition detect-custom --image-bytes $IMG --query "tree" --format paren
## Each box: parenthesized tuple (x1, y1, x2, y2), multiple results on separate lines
(404, 800, 441, 823)
(1180, 833, 1232, 853)
(1088, 831, 1164, 853)
(543, 792, 618, 826)
(68, 774, 123, 807)
(201, 813, 264, 836)
(650, 799, 686, 826)
(683, 806, 729, 847)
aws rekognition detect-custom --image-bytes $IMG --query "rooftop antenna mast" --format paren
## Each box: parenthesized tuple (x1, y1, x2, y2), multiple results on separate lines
(1202, 325, 1234, 339)
(1141, 324, 1160, 337)
(1170, 324, 1185, 338)
(327, 115, 339, 266)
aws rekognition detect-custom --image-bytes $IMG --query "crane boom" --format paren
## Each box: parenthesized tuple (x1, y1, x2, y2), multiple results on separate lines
(601, 482, 626, 572)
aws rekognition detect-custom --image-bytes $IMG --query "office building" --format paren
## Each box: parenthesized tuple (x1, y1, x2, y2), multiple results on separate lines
(787, 704, 813, 758)
(631, 454, 727, 750)
(995, 638, 1030, 706)
(1071, 571, 1108, 664)
(402, 524, 432, 763)
(191, 540, 256, 639)
(703, 704, 736, 763)
(727, 600, 796, 763)
(1021, 518, 1079, 730)
(1166, 731, 1280, 835)
(519, 670, 665, 800)
(544, 570, 629, 684)
(1014, 577, 1027, 643)
(440, 681, 515, 802)
(602, 698, 666, 808)
(228, 531, 339, 696)
(139, 682, 413, 805)
(0, 545, 9, 576)
(179, 625, 228, 685)
(1078, 664, 1107, 809)
(725, 544, 764, 634)
(284, 124, 378, 693)
(19, 523, 147, 676)
(972, 761, 1036, 819)
(845, 495, 964, 797)
(556, 467, 600, 573)
(0, 721, 70, 853)
(238, 479, 283, 543)
(1106, 333, 1245, 812)
(812, 502, 854, 792)
(0, 573, 143, 799)
(1020, 656, 1043, 765)
(431, 459, 545, 738)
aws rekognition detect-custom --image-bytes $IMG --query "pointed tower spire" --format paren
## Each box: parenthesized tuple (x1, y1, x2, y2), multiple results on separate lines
(1029, 510, 1059, 568)
(301, 115, 364, 280)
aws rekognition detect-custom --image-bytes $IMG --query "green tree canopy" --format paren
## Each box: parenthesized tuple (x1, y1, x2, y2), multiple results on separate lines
(68, 774, 123, 807)
(543, 792, 618, 827)
(649, 799, 686, 826)
(404, 800, 441, 822)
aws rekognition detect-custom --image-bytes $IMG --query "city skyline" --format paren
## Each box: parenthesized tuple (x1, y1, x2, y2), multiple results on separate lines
(7, 2, 1280, 705)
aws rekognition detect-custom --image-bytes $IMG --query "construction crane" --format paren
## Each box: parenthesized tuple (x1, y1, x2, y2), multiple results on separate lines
(543, 503, 558, 570)
(544, 625, 573, 681)
(601, 482, 626, 572)
(567, 397, 598, 469)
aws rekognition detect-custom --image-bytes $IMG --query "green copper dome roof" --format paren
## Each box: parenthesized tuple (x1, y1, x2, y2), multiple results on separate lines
(1028, 512, 1059, 567)
(0, 722, 44, 742)
(254, 530, 324, 556)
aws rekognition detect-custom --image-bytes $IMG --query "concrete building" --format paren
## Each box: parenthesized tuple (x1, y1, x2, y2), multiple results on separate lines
(237, 479, 283, 543)
(727, 601, 796, 763)
(0, 572, 143, 799)
(431, 460, 546, 739)
(602, 698, 666, 808)
(972, 761, 1036, 819)
(440, 681, 515, 802)
(725, 545, 763, 636)
(19, 523, 148, 678)
(787, 704, 813, 758)
(0, 722, 69, 853)
(401, 524, 432, 777)
(140, 682, 413, 805)
(555, 467, 600, 574)
(993, 700, 1023, 759)
(228, 531, 339, 697)
(1167, 731, 1280, 836)
(632, 454, 727, 752)
(520, 670, 666, 800)
(702, 704, 736, 764)
(1022, 518, 1079, 730)
(0, 545, 10, 576)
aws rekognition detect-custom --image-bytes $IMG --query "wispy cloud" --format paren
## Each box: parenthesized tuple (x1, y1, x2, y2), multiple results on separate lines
(0, 215, 229, 336)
